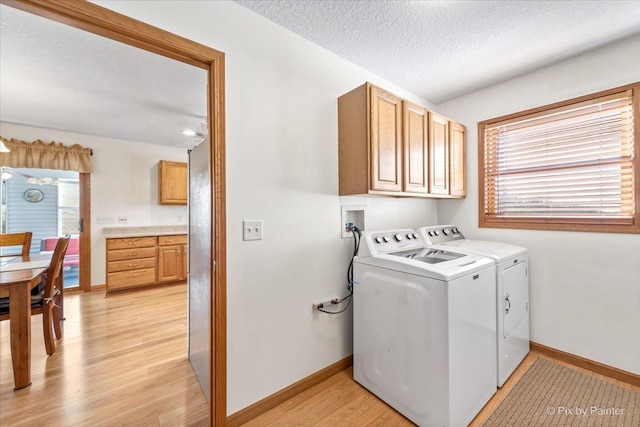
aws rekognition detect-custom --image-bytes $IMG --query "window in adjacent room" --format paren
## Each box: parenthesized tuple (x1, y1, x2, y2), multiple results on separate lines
(479, 82, 639, 233)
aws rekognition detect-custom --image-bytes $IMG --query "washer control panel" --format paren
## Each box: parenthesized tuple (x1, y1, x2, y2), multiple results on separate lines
(359, 229, 424, 257)
(419, 225, 465, 245)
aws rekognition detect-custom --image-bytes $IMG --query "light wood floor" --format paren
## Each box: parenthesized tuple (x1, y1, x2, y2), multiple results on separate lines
(3, 285, 638, 427)
(239, 351, 640, 427)
(0, 283, 209, 426)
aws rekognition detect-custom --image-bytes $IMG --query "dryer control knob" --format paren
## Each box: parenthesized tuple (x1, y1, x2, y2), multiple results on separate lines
(383, 236, 390, 242)
(442, 229, 449, 235)
(412, 233, 418, 239)
(434, 230, 439, 236)
(406, 233, 413, 239)
(375, 237, 383, 243)
(394, 234, 403, 242)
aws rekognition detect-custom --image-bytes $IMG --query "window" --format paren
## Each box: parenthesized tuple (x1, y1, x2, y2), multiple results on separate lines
(479, 82, 639, 233)
(58, 178, 80, 236)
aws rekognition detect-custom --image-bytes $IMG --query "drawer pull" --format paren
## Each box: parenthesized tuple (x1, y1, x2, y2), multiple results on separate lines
(127, 274, 137, 278)
(128, 264, 136, 267)
(128, 253, 137, 256)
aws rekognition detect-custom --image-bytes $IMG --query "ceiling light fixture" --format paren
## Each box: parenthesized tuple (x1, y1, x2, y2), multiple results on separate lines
(182, 129, 196, 136)
(0, 140, 10, 152)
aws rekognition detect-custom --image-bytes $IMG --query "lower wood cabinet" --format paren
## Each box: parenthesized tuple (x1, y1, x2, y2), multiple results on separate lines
(157, 235, 188, 282)
(106, 234, 187, 291)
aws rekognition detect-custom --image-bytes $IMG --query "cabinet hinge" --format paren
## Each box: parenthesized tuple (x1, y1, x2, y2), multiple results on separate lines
(212, 260, 216, 271)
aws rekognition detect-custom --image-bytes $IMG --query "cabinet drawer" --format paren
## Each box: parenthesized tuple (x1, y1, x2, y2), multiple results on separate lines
(158, 235, 187, 246)
(107, 246, 156, 262)
(108, 257, 156, 273)
(107, 268, 156, 290)
(107, 237, 156, 250)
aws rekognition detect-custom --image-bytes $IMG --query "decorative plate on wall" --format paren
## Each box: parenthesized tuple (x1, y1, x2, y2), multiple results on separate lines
(24, 188, 44, 203)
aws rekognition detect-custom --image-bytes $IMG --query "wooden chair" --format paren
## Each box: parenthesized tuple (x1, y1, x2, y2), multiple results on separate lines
(0, 235, 70, 355)
(0, 232, 32, 257)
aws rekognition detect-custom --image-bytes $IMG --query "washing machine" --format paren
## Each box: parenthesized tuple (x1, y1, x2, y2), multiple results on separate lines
(418, 225, 529, 387)
(353, 229, 497, 427)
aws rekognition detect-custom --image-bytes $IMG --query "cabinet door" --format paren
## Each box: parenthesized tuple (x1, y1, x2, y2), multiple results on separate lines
(449, 122, 466, 197)
(182, 244, 188, 280)
(370, 86, 402, 192)
(159, 161, 188, 205)
(429, 112, 450, 195)
(403, 102, 429, 193)
(157, 245, 183, 282)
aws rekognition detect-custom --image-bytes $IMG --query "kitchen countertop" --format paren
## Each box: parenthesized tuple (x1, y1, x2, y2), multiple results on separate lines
(103, 225, 187, 239)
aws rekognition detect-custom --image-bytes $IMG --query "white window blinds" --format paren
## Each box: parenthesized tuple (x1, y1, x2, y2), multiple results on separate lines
(483, 90, 635, 222)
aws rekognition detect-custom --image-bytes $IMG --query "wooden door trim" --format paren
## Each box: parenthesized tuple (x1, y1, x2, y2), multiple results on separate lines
(79, 173, 91, 292)
(2, 1, 227, 425)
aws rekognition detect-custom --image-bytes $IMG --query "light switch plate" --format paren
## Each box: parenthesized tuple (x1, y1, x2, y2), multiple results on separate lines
(243, 220, 263, 241)
(97, 216, 115, 224)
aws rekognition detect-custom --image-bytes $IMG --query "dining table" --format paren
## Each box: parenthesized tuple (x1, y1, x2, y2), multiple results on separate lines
(0, 253, 52, 390)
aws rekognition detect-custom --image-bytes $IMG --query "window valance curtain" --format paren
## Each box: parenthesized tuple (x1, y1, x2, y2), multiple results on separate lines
(0, 137, 93, 173)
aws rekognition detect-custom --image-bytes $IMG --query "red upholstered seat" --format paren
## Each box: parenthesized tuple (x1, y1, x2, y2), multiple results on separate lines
(41, 237, 79, 268)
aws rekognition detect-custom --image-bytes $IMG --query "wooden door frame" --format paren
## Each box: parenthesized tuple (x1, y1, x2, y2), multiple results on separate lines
(1, 1, 227, 425)
(79, 172, 90, 292)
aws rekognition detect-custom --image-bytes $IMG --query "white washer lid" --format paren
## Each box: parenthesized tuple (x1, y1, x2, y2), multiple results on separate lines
(355, 250, 494, 281)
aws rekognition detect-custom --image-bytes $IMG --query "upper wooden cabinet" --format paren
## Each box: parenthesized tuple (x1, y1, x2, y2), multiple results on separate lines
(339, 82, 465, 198)
(370, 86, 403, 192)
(449, 122, 467, 197)
(428, 112, 450, 195)
(159, 160, 188, 205)
(403, 102, 429, 194)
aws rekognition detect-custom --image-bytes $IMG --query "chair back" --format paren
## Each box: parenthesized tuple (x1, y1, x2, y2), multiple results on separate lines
(0, 232, 32, 257)
(43, 236, 70, 301)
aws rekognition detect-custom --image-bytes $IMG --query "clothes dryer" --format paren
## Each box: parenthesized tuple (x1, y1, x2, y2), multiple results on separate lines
(418, 225, 529, 387)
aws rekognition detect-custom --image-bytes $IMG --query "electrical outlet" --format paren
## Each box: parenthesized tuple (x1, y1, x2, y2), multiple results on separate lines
(118, 216, 128, 224)
(313, 297, 341, 311)
(97, 216, 115, 224)
(243, 220, 263, 241)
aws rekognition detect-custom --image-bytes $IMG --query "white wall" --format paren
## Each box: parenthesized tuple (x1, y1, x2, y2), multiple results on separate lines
(0, 122, 188, 285)
(95, 0, 438, 414)
(436, 34, 640, 375)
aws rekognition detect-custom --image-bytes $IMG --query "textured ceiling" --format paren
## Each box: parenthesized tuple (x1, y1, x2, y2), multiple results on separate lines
(0, 4, 207, 148)
(2, 2, 639, 148)
(234, 0, 640, 104)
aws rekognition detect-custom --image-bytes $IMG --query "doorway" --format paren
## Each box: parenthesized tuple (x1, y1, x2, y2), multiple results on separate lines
(1, 167, 81, 289)
(1, 1, 226, 424)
